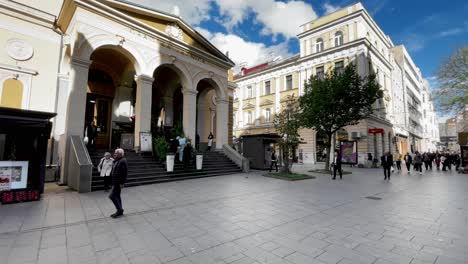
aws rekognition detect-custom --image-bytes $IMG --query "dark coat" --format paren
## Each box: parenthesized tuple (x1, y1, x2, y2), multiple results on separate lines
(333, 155, 342, 166)
(404, 154, 412, 164)
(111, 158, 128, 186)
(381, 155, 393, 168)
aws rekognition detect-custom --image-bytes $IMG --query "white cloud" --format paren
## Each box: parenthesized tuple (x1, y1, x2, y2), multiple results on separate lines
(215, 0, 317, 38)
(129, 0, 318, 39)
(129, 0, 212, 25)
(436, 28, 464, 37)
(208, 32, 292, 67)
(323, 3, 341, 15)
(194, 26, 213, 39)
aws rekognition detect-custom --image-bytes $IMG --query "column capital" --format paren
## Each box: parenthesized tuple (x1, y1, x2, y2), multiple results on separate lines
(135, 74, 154, 84)
(182, 89, 198, 96)
(216, 98, 229, 105)
(70, 56, 92, 69)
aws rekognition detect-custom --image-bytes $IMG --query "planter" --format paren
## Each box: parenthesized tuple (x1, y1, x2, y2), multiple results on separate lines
(166, 154, 175, 172)
(196, 154, 203, 170)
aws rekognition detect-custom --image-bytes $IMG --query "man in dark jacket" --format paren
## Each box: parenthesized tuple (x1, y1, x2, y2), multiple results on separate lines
(404, 153, 412, 173)
(109, 148, 128, 218)
(381, 151, 393, 180)
(332, 150, 342, 180)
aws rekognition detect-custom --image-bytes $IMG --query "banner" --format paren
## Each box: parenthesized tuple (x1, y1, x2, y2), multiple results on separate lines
(340, 141, 358, 164)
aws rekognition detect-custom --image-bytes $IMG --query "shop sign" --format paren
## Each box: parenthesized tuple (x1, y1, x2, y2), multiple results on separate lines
(1, 189, 40, 204)
(368, 128, 384, 134)
(0, 161, 28, 191)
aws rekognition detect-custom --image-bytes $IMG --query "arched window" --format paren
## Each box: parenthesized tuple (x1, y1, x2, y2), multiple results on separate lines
(334, 31, 343, 46)
(1, 78, 23, 109)
(315, 38, 324, 52)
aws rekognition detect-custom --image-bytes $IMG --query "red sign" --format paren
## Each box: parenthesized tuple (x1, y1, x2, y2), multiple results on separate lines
(1, 189, 40, 204)
(368, 128, 384, 134)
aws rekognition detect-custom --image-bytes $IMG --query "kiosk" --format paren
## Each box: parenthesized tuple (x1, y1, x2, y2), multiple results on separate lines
(0, 107, 55, 204)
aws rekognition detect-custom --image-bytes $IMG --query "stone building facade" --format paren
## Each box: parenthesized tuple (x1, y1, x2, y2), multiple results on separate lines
(233, 3, 439, 165)
(0, 0, 235, 190)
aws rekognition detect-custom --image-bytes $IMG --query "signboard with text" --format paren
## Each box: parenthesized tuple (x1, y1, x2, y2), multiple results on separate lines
(1, 189, 40, 204)
(368, 128, 384, 134)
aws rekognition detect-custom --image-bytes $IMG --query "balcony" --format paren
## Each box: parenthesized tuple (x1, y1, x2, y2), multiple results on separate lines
(407, 102, 422, 120)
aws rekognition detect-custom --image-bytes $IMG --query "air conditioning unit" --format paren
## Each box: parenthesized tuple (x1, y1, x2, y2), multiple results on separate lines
(351, 131, 361, 139)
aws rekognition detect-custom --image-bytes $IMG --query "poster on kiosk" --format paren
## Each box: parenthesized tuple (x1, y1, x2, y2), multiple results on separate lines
(0, 161, 28, 191)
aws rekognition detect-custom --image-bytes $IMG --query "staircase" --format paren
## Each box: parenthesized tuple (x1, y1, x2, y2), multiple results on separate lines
(88, 150, 242, 191)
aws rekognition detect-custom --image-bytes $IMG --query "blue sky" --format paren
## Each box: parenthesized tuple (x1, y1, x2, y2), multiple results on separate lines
(133, 0, 467, 84)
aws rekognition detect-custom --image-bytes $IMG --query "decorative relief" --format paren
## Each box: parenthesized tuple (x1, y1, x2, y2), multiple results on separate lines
(165, 23, 183, 41)
(6, 39, 34, 61)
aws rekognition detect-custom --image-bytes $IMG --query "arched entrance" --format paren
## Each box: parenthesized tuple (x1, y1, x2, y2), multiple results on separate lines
(196, 79, 217, 150)
(195, 78, 228, 150)
(151, 65, 186, 138)
(85, 47, 137, 150)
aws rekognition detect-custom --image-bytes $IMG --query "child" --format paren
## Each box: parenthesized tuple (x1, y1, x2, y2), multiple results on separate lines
(435, 155, 441, 170)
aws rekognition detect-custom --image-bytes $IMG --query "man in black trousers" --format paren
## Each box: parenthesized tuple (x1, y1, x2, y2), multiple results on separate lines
(381, 151, 393, 180)
(332, 150, 342, 180)
(109, 148, 128, 218)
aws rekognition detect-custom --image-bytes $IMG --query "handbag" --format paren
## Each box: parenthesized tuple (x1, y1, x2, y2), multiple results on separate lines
(84, 137, 89, 144)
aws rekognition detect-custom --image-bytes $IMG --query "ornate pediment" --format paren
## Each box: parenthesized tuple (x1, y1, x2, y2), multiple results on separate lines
(165, 23, 183, 41)
(260, 99, 274, 106)
(243, 103, 255, 110)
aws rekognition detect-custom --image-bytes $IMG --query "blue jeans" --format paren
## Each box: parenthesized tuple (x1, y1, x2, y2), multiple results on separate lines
(179, 144, 185, 162)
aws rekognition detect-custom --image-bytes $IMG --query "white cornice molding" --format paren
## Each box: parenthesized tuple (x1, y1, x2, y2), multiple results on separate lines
(0, 63, 38, 75)
(298, 10, 392, 49)
(0, 0, 56, 28)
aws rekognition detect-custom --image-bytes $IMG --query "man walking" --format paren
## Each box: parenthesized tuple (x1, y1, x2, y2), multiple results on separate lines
(109, 148, 127, 218)
(381, 151, 393, 180)
(332, 150, 343, 180)
(404, 152, 412, 173)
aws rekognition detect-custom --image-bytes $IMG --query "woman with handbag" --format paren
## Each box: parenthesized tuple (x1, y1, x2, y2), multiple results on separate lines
(98, 152, 113, 191)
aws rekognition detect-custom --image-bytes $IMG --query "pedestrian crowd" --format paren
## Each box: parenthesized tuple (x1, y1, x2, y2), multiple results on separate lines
(380, 150, 462, 180)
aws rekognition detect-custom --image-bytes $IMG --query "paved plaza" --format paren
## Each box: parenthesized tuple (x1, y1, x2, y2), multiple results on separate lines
(0, 167, 467, 264)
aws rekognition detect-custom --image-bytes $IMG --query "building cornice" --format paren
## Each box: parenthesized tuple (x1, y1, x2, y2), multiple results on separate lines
(235, 38, 380, 82)
(298, 9, 393, 50)
(58, 0, 234, 70)
(0, 0, 56, 28)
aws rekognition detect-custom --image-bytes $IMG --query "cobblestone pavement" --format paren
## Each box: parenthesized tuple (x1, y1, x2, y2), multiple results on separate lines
(0, 167, 467, 264)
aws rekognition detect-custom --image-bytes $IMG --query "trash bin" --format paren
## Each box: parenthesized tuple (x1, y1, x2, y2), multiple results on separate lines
(196, 154, 203, 170)
(166, 154, 175, 172)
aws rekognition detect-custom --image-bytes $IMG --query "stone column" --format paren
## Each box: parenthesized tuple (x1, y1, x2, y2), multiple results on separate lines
(59, 57, 91, 184)
(216, 98, 229, 149)
(182, 89, 197, 142)
(162, 96, 174, 127)
(134, 74, 154, 151)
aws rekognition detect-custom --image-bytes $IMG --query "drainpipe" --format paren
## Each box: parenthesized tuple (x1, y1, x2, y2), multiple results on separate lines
(48, 22, 65, 166)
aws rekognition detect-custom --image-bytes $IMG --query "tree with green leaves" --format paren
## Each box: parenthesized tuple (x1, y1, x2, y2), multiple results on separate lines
(435, 45, 468, 114)
(274, 95, 302, 173)
(298, 63, 382, 170)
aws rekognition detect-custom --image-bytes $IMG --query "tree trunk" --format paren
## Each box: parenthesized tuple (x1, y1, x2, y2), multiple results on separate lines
(324, 133, 333, 171)
(282, 145, 290, 173)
